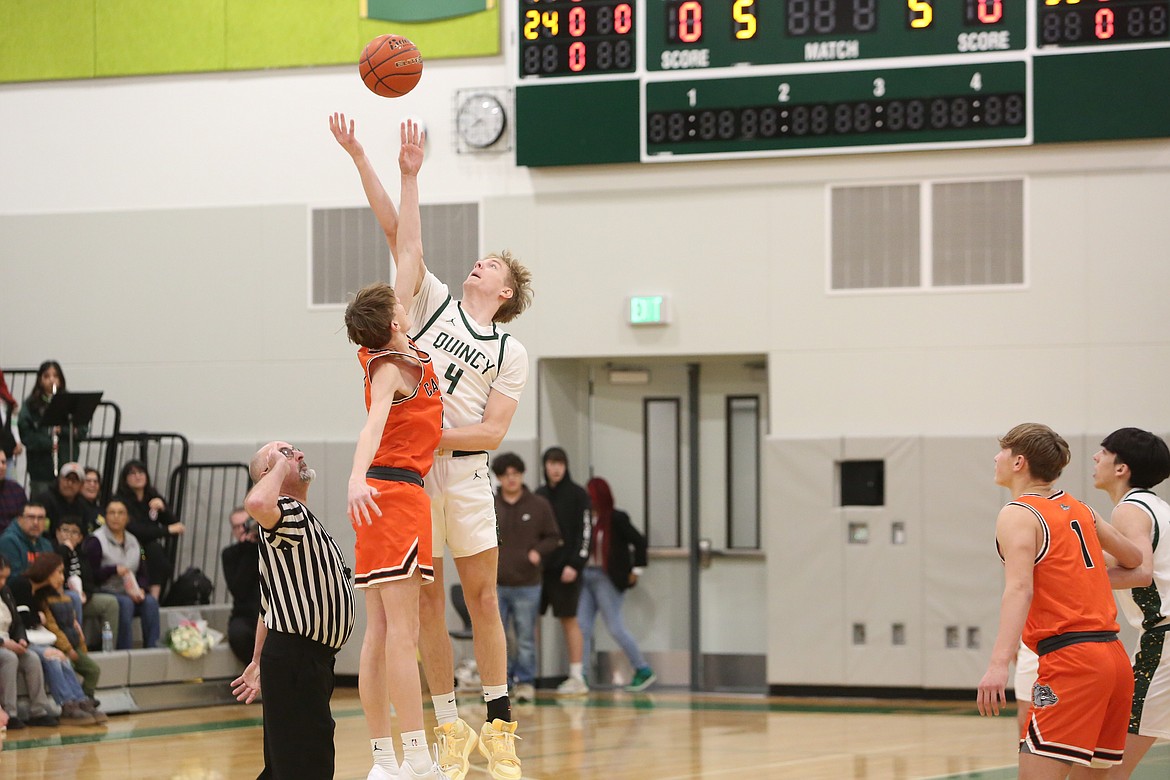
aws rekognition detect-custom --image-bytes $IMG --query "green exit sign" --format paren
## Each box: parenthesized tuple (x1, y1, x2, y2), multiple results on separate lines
(629, 295, 669, 325)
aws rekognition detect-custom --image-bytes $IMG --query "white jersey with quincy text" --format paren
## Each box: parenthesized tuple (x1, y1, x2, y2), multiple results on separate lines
(1117, 487, 1170, 632)
(408, 271, 528, 429)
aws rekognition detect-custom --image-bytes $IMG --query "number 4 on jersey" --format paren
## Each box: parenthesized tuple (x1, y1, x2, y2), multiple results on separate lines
(445, 364, 464, 395)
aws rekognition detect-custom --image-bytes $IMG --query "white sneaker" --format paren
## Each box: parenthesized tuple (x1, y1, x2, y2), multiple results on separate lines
(556, 675, 589, 695)
(402, 754, 451, 780)
(514, 682, 535, 703)
(367, 764, 399, 780)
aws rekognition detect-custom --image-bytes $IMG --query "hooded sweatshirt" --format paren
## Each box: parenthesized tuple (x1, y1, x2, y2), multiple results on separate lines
(535, 448, 593, 574)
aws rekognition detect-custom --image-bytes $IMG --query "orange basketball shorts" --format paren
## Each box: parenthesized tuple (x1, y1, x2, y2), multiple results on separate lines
(1022, 639, 1133, 767)
(354, 479, 433, 588)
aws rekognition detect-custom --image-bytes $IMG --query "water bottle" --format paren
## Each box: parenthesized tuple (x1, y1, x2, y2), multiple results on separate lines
(101, 621, 114, 653)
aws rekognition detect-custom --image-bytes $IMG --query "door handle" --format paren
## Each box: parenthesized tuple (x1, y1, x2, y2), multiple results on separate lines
(697, 538, 714, 570)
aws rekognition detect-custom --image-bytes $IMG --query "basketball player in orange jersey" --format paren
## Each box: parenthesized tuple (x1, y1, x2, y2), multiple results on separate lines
(332, 114, 531, 780)
(978, 423, 1144, 779)
(343, 120, 448, 780)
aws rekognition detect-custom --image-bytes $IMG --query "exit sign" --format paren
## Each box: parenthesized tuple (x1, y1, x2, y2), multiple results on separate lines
(628, 295, 669, 325)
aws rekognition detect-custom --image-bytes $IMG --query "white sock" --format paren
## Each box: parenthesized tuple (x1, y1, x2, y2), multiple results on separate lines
(402, 729, 430, 773)
(371, 737, 399, 771)
(569, 662, 584, 680)
(482, 683, 509, 703)
(432, 692, 459, 726)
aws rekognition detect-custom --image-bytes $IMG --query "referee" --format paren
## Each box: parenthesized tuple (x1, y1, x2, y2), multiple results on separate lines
(231, 441, 356, 780)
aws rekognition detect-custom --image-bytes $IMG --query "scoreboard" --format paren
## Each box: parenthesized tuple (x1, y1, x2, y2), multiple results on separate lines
(512, 0, 1170, 166)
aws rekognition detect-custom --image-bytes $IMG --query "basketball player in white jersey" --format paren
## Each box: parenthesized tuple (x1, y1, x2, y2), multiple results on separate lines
(1093, 427, 1170, 779)
(331, 114, 532, 780)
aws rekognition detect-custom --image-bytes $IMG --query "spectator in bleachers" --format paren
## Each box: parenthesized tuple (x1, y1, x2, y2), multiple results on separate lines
(221, 506, 260, 664)
(54, 516, 119, 652)
(83, 499, 160, 649)
(0, 449, 27, 533)
(9, 554, 104, 725)
(0, 502, 53, 580)
(79, 467, 104, 513)
(17, 361, 87, 499)
(0, 367, 22, 461)
(113, 460, 183, 600)
(25, 553, 104, 706)
(36, 462, 100, 538)
(0, 554, 60, 729)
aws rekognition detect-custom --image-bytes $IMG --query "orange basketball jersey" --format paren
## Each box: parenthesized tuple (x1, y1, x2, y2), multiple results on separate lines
(358, 341, 443, 477)
(1004, 492, 1120, 652)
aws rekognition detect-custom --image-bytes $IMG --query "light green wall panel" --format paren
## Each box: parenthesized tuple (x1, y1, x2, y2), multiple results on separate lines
(96, 0, 226, 77)
(226, 0, 354, 69)
(0, 0, 96, 83)
(0, 1, 497, 84)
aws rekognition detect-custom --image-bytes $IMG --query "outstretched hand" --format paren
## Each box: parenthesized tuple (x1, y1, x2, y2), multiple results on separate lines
(330, 112, 365, 158)
(399, 119, 425, 176)
(231, 661, 261, 704)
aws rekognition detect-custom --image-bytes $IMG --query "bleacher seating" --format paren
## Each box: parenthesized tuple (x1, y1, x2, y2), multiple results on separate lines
(17, 604, 246, 715)
(91, 604, 245, 713)
(5, 368, 255, 713)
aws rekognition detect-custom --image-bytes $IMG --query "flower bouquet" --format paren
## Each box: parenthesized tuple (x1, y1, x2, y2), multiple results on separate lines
(166, 619, 214, 660)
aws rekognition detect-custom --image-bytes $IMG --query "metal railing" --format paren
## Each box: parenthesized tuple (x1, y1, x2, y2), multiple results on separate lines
(170, 462, 252, 604)
(4, 370, 252, 602)
(3, 368, 121, 496)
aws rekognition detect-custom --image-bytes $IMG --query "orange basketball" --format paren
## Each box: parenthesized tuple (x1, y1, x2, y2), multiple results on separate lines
(359, 34, 423, 98)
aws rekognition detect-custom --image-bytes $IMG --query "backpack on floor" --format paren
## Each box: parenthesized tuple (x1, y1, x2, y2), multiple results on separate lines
(165, 567, 214, 606)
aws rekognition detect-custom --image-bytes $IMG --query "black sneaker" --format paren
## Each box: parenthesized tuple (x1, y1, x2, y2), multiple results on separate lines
(27, 713, 60, 727)
(7, 716, 27, 730)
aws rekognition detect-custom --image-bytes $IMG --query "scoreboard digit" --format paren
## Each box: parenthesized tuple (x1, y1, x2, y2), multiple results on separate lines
(519, 0, 636, 77)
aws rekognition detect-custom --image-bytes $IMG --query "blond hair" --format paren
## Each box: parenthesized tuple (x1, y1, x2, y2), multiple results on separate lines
(999, 423, 1071, 483)
(344, 282, 398, 349)
(491, 250, 532, 324)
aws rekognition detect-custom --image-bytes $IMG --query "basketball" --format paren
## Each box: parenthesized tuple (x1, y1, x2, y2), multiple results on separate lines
(359, 34, 423, 98)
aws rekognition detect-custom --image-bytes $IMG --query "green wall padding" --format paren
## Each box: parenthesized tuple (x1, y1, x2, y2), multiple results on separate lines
(226, 0, 354, 70)
(97, 0, 225, 77)
(0, 0, 97, 82)
(0, 0, 498, 84)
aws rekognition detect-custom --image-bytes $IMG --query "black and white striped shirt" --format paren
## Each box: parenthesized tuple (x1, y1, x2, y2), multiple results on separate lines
(257, 496, 355, 650)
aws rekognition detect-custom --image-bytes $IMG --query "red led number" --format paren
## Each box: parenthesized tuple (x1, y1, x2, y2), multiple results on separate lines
(615, 3, 633, 35)
(678, 1, 703, 43)
(1096, 8, 1115, 39)
(569, 40, 586, 72)
(569, 5, 586, 36)
(976, 0, 1002, 24)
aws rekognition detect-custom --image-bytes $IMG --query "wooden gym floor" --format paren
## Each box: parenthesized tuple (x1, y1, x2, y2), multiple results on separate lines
(1, 687, 1167, 779)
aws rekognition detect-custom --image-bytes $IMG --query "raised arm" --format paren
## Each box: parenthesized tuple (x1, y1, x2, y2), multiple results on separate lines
(394, 119, 427, 301)
(244, 451, 293, 531)
(329, 112, 401, 258)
